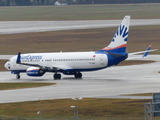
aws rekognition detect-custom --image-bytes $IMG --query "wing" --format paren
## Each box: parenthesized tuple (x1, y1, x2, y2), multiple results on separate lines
(16, 52, 69, 71)
(127, 45, 158, 60)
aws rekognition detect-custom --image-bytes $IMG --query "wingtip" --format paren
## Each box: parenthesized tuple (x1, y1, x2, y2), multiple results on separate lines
(16, 52, 21, 63)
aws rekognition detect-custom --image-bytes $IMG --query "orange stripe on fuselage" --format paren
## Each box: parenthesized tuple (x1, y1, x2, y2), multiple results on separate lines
(102, 44, 126, 51)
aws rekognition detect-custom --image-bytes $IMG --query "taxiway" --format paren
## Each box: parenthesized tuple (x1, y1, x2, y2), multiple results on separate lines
(0, 19, 160, 34)
(0, 19, 160, 103)
(0, 55, 159, 103)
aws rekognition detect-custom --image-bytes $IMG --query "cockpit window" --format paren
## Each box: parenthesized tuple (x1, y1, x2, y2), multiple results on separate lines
(7, 59, 11, 62)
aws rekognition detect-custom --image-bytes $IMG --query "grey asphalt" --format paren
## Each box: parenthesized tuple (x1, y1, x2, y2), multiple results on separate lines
(0, 19, 160, 103)
(0, 55, 159, 103)
(0, 19, 160, 34)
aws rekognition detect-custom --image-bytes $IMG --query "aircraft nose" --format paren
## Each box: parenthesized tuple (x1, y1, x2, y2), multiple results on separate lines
(4, 62, 10, 70)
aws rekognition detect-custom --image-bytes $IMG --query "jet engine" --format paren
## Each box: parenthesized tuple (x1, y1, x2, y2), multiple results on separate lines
(26, 67, 45, 77)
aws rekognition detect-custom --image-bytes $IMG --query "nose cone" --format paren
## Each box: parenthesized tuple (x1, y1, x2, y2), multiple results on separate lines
(4, 62, 10, 70)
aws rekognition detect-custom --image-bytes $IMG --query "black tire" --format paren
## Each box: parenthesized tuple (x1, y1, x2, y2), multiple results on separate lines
(57, 74, 61, 79)
(54, 74, 61, 80)
(74, 72, 82, 79)
(16, 74, 20, 79)
(78, 73, 82, 78)
(54, 74, 57, 80)
(74, 73, 78, 78)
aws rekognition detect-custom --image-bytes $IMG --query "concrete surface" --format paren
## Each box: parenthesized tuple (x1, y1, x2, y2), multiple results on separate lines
(0, 19, 160, 34)
(0, 55, 159, 103)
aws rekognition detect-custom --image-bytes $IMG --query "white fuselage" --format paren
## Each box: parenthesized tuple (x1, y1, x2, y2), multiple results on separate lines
(5, 52, 108, 72)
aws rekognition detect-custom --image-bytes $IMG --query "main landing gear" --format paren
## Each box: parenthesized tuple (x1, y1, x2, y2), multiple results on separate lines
(74, 72, 82, 79)
(53, 72, 82, 80)
(16, 74, 20, 79)
(53, 73, 61, 80)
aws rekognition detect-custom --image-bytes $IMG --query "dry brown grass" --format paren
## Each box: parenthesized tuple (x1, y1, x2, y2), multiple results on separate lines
(0, 60, 7, 71)
(0, 4, 160, 21)
(0, 98, 152, 119)
(123, 93, 152, 96)
(0, 83, 56, 90)
(0, 25, 159, 55)
(118, 60, 156, 66)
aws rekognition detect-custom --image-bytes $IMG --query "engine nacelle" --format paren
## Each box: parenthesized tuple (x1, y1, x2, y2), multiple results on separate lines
(26, 67, 45, 77)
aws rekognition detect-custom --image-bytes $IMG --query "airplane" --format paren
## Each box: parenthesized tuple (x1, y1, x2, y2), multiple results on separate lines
(4, 16, 157, 80)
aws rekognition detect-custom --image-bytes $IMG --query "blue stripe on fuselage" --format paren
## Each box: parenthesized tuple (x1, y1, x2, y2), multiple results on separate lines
(11, 70, 26, 74)
(107, 52, 128, 66)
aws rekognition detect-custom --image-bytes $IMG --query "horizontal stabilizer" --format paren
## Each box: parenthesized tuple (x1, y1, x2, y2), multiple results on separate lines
(128, 49, 158, 55)
(127, 45, 158, 60)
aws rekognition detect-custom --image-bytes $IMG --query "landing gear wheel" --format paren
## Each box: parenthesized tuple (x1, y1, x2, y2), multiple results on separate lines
(16, 74, 20, 79)
(74, 72, 82, 79)
(54, 73, 61, 80)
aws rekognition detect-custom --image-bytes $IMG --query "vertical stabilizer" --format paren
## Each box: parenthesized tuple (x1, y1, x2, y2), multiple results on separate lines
(97, 16, 130, 53)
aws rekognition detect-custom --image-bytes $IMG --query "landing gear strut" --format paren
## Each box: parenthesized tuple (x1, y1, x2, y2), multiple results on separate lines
(74, 72, 82, 79)
(16, 74, 20, 79)
(53, 73, 61, 80)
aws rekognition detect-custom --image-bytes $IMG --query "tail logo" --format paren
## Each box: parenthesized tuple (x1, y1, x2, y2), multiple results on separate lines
(96, 16, 130, 53)
(112, 25, 128, 42)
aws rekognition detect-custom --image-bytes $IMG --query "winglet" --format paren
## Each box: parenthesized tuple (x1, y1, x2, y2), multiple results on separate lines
(16, 52, 21, 63)
(142, 45, 151, 58)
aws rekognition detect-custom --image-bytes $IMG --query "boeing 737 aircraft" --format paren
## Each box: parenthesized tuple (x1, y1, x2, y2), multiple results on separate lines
(4, 16, 156, 79)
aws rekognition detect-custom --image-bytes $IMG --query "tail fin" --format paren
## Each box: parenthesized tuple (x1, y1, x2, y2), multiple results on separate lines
(97, 16, 130, 53)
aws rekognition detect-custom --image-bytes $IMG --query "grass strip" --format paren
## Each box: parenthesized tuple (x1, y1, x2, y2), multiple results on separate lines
(0, 4, 160, 21)
(0, 83, 56, 90)
(0, 60, 7, 71)
(0, 26, 159, 55)
(0, 98, 153, 119)
(123, 93, 152, 96)
(118, 60, 156, 66)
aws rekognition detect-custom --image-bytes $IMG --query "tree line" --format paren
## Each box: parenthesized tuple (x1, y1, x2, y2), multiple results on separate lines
(0, 0, 159, 6)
